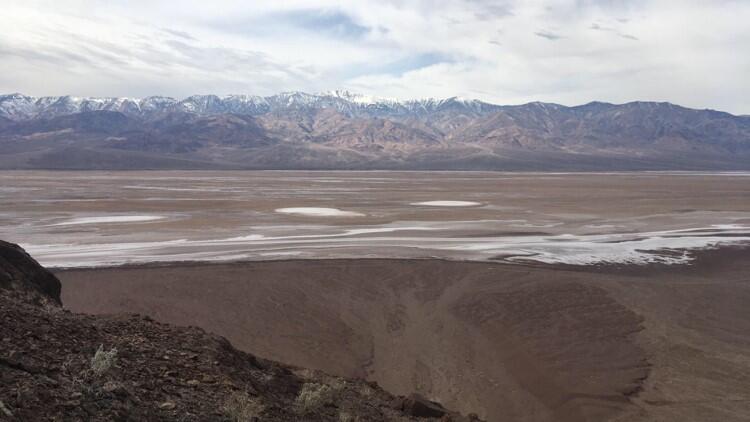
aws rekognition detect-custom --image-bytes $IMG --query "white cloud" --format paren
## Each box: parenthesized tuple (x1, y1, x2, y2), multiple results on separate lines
(1, 0, 749, 114)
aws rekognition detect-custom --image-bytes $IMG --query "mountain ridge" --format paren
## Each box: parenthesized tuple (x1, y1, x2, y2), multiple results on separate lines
(5, 91, 741, 120)
(0, 91, 508, 120)
(1, 91, 749, 171)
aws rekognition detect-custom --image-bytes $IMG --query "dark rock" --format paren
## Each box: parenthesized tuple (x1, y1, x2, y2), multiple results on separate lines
(400, 393, 447, 418)
(0, 240, 61, 306)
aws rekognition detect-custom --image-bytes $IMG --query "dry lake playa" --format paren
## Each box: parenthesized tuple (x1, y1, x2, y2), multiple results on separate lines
(3, 170, 750, 268)
(3, 170, 750, 421)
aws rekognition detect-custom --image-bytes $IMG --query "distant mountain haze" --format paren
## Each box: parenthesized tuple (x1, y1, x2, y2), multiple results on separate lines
(1, 91, 749, 170)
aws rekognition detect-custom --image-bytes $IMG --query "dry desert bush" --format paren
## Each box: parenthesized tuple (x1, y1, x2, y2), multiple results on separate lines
(295, 382, 335, 413)
(222, 391, 264, 421)
(90, 344, 118, 378)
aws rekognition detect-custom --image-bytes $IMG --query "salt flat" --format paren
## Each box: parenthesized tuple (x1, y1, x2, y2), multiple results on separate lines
(411, 200, 482, 206)
(275, 207, 365, 217)
(1, 170, 749, 268)
(49, 215, 166, 226)
(18, 223, 750, 268)
(2, 170, 747, 422)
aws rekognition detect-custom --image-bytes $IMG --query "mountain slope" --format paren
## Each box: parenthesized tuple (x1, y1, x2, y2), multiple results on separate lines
(0, 240, 477, 421)
(1, 92, 748, 170)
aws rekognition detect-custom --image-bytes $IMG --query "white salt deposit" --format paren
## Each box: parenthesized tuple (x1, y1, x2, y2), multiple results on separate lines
(258, 251, 303, 257)
(275, 207, 364, 217)
(411, 201, 481, 207)
(50, 215, 166, 226)
(20, 223, 750, 268)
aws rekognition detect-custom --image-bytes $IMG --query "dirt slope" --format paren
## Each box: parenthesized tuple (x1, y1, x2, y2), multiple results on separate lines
(0, 240, 477, 421)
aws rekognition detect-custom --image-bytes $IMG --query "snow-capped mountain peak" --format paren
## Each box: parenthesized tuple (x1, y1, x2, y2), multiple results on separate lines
(0, 91, 502, 121)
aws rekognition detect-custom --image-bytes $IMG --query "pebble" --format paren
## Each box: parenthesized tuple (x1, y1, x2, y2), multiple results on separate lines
(158, 401, 176, 410)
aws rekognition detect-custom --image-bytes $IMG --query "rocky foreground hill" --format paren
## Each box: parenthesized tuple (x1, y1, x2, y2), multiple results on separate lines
(1, 91, 749, 170)
(0, 240, 478, 421)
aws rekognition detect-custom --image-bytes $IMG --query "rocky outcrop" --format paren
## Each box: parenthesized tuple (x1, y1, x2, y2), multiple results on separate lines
(396, 394, 455, 418)
(0, 240, 61, 306)
(0, 240, 479, 421)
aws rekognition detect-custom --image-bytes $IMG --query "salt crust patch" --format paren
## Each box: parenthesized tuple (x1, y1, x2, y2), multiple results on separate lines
(50, 215, 165, 226)
(412, 201, 481, 207)
(275, 207, 364, 217)
(23, 224, 750, 268)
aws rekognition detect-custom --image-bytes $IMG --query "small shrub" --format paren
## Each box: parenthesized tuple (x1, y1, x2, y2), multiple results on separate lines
(338, 410, 359, 422)
(327, 377, 346, 391)
(293, 368, 316, 380)
(0, 400, 13, 417)
(358, 384, 374, 398)
(90, 344, 118, 378)
(295, 383, 334, 414)
(222, 392, 263, 422)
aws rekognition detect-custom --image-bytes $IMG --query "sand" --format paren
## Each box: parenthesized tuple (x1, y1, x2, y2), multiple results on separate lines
(57, 247, 750, 422)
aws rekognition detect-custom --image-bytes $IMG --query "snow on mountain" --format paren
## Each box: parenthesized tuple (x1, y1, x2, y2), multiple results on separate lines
(0, 91, 501, 120)
(139, 96, 178, 113)
(0, 94, 37, 120)
(322, 90, 389, 105)
(1, 91, 749, 171)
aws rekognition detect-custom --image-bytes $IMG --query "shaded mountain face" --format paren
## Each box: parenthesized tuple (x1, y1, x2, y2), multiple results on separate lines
(1, 92, 749, 170)
(0, 240, 478, 421)
(0, 240, 61, 307)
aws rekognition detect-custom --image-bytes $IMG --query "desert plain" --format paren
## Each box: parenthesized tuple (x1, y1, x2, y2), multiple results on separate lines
(2, 170, 750, 421)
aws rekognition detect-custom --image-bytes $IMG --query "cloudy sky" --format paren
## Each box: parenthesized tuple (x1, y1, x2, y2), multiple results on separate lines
(2, 0, 749, 113)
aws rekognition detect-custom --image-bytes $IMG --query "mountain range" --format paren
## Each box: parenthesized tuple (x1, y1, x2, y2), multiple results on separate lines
(1, 91, 749, 170)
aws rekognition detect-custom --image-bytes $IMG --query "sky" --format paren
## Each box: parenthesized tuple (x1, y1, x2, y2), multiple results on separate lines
(1, 0, 749, 114)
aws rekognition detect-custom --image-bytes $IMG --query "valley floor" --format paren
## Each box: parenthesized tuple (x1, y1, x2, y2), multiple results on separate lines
(57, 247, 750, 422)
